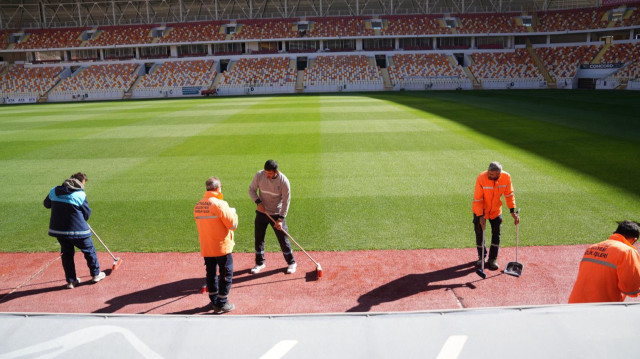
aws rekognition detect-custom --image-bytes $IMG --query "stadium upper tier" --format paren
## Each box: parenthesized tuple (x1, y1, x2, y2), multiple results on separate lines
(1, 5, 639, 51)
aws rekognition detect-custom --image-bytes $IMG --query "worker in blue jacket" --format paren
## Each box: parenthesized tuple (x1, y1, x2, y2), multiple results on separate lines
(44, 172, 105, 289)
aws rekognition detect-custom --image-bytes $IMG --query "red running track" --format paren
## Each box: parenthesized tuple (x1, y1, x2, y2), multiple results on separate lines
(1, 246, 638, 315)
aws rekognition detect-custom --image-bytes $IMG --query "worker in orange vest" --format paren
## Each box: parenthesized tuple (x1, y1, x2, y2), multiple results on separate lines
(472, 162, 520, 271)
(569, 220, 640, 303)
(194, 176, 238, 314)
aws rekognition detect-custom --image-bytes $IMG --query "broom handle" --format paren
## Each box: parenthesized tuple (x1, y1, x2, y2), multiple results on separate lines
(515, 209, 520, 262)
(88, 224, 117, 261)
(263, 212, 320, 267)
(515, 223, 519, 262)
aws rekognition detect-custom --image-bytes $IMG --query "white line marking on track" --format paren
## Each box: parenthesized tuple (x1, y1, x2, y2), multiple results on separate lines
(259, 340, 298, 359)
(436, 335, 468, 359)
(0, 325, 163, 359)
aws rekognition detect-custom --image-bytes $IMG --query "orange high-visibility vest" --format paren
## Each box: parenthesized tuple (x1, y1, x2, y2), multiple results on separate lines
(569, 233, 640, 303)
(472, 170, 516, 220)
(194, 191, 238, 257)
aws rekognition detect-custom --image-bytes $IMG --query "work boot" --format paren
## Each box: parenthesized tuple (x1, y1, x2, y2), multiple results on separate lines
(487, 259, 499, 271)
(250, 264, 266, 274)
(215, 302, 235, 314)
(92, 272, 106, 283)
(66, 278, 81, 289)
(286, 263, 297, 274)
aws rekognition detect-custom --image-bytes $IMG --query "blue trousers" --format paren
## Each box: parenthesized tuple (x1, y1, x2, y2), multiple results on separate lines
(57, 236, 101, 283)
(205, 254, 233, 306)
(254, 211, 295, 266)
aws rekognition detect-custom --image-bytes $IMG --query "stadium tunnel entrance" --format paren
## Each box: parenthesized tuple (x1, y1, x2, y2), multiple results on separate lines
(375, 55, 387, 68)
(219, 59, 230, 73)
(296, 57, 308, 71)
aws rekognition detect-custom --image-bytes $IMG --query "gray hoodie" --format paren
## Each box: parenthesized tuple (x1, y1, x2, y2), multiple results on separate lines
(248, 170, 291, 217)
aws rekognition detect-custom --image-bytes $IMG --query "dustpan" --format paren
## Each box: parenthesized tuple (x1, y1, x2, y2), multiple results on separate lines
(504, 214, 523, 277)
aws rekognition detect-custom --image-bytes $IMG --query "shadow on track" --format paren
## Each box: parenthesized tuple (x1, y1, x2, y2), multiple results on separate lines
(0, 269, 114, 305)
(346, 261, 477, 312)
(93, 277, 201, 314)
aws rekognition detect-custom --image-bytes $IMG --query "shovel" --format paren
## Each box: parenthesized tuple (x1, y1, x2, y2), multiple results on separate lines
(504, 212, 523, 277)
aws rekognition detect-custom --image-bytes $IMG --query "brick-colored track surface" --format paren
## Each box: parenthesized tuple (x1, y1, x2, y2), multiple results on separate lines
(1, 246, 638, 315)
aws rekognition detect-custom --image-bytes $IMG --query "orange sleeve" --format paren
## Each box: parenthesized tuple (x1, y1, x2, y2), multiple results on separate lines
(214, 200, 238, 231)
(504, 175, 516, 210)
(472, 175, 484, 216)
(618, 249, 640, 297)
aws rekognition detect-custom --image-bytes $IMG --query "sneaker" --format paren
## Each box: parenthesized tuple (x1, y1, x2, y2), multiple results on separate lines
(66, 278, 81, 289)
(286, 263, 297, 274)
(215, 302, 235, 314)
(92, 271, 106, 283)
(250, 264, 266, 274)
(487, 259, 499, 271)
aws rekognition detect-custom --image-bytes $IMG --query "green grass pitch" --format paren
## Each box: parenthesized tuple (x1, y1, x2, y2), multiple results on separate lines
(1, 90, 639, 253)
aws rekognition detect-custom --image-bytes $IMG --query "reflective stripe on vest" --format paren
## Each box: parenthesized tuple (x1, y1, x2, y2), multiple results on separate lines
(49, 229, 92, 236)
(195, 215, 218, 219)
(581, 257, 617, 270)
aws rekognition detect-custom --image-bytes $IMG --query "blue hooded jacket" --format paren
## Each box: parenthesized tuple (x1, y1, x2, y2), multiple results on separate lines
(44, 179, 92, 239)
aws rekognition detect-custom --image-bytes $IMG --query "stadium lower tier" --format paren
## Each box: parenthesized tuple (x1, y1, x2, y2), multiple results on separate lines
(1, 44, 639, 104)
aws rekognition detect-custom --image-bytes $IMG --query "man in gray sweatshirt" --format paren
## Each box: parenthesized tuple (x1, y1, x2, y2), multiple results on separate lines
(248, 159, 297, 274)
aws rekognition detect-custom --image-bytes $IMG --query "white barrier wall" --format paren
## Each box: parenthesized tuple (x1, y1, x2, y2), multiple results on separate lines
(479, 78, 547, 89)
(628, 80, 640, 90)
(3, 95, 39, 104)
(131, 86, 206, 99)
(216, 85, 295, 96)
(394, 79, 472, 91)
(303, 83, 384, 93)
(48, 90, 124, 102)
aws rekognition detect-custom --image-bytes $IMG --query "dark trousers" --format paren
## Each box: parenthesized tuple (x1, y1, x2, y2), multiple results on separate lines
(474, 215, 502, 260)
(254, 211, 295, 266)
(57, 236, 101, 283)
(204, 254, 233, 306)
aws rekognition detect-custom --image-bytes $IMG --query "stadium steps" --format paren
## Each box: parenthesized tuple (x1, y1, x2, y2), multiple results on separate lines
(528, 13, 540, 32)
(526, 44, 556, 88)
(463, 67, 482, 89)
(162, 27, 174, 41)
(0, 65, 9, 77)
(380, 68, 393, 90)
(462, 55, 481, 89)
(43, 69, 66, 97)
(624, 8, 635, 21)
(295, 70, 305, 92)
(39, 75, 63, 103)
(616, 78, 629, 90)
(207, 62, 219, 89)
(211, 73, 224, 89)
(123, 64, 144, 98)
(591, 43, 611, 64)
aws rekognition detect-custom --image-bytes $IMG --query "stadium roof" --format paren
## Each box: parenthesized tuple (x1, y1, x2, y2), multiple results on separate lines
(0, 0, 606, 29)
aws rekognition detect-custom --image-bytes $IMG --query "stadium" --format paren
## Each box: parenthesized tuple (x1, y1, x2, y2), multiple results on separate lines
(1, 0, 640, 358)
(0, 0, 640, 101)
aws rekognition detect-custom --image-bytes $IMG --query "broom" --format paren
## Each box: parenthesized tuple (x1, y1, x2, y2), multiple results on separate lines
(264, 212, 323, 278)
(88, 224, 123, 271)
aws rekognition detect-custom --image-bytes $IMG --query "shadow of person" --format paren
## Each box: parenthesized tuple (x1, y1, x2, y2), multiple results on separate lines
(93, 277, 202, 314)
(0, 268, 114, 304)
(170, 304, 213, 315)
(232, 267, 294, 285)
(346, 261, 477, 312)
